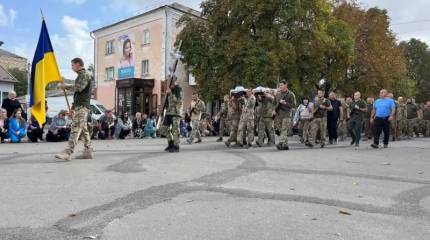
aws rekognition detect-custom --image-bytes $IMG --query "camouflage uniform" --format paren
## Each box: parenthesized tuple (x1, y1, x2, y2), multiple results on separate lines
(338, 103, 349, 141)
(187, 98, 205, 144)
(237, 95, 256, 146)
(390, 102, 399, 141)
(274, 90, 296, 150)
(218, 101, 229, 139)
(309, 97, 332, 147)
(225, 97, 242, 146)
(406, 102, 419, 138)
(55, 68, 92, 161)
(256, 96, 275, 146)
(397, 103, 407, 139)
(160, 85, 183, 151)
(423, 106, 430, 137)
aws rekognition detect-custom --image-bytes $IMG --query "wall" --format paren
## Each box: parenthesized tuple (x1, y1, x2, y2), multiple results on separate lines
(0, 82, 14, 105)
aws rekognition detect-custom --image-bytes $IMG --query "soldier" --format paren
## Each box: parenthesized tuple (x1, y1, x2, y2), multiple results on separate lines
(225, 87, 245, 147)
(187, 93, 205, 144)
(338, 96, 351, 141)
(55, 58, 93, 161)
(160, 77, 183, 152)
(423, 101, 430, 137)
(364, 97, 374, 140)
(293, 96, 314, 144)
(388, 93, 398, 141)
(406, 98, 420, 138)
(273, 80, 296, 150)
(307, 89, 333, 148)
(256, 88, 276, 147)
(216, 95, 229, 142)
(347, 92, 367, 147)
(234, 89, 256, 148)
(396, 97, 407, 139)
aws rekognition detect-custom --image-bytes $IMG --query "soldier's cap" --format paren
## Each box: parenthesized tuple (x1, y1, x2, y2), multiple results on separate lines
(253, 86, 265, 93)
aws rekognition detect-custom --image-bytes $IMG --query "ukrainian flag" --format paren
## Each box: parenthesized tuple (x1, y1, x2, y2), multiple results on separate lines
(30, 19, 62, 125)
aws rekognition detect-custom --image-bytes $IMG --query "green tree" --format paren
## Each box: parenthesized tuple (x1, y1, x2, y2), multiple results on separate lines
(334, 2, 407, 97)
(400, 38, 430, 102)
(177, 0, 354, 101)
(7, 68, 28, 96)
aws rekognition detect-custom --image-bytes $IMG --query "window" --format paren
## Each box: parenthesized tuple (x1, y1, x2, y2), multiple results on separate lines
(142, 30, 150, 46)
(141, 60, 149, 76)
(105, 40, 115, 55)
(105, 67, 115, 81)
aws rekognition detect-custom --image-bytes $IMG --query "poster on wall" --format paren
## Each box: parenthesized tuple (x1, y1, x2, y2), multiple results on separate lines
(118, 33, 135, 79)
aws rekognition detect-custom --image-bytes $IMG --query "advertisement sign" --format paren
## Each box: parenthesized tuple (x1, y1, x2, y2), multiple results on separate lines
(118, 33, 135, 79)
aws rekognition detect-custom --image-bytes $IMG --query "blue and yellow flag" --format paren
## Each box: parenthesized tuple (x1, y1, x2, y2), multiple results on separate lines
(30, 19, 62, 125)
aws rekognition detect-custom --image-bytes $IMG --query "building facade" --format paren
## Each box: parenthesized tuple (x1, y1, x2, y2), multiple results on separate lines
(92, 3, 199, 116)
(0, 65, 18, 105)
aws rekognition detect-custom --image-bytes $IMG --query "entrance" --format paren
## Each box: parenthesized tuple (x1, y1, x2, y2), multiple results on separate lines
(115, 78, 156, 117)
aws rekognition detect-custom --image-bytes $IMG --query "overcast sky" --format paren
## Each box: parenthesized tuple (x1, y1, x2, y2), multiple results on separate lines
(1, 0, 430, 79)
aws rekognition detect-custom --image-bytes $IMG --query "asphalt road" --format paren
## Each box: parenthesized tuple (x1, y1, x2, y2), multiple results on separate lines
(0, 136, 429, 240)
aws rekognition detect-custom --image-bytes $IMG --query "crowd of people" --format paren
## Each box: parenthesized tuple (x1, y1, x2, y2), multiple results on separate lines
(1, 84, 429, 151)
(182, 81, 430, 152)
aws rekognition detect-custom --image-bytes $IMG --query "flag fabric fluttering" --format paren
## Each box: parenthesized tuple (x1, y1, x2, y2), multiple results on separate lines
(29, 19, 62, 125)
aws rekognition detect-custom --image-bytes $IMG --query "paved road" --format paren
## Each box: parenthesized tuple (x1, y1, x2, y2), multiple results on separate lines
(0, 137, 429, 240)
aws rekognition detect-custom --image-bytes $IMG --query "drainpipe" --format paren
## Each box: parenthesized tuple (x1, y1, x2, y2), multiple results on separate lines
(89, 32, 97, 100)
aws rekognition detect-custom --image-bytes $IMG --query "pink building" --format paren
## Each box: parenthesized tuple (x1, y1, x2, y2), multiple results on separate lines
(91, 3, 199, 116)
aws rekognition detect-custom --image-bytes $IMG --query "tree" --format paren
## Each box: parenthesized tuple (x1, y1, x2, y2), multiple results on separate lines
(177, 0, 354, 101)
(8, 68, 28, 97)
(333, 1, 407, 97)
(400, 38, 430, 102)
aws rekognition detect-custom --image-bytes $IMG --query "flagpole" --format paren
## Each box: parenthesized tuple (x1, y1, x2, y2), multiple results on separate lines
(61, 78, 71, 112)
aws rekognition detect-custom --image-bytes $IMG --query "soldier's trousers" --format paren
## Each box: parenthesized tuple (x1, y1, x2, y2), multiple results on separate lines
(390, 119, 398, 140)
(397, 119, 407, 138)
(188, 119, 201, 141)
(279, 117, 292, 146)
(347, 118, 363, 144)
(298, 119, 311, 143)
(257, 117, 275, 144)
(237, 119, 254, 145)
(219, 118, 228, 138)
(337, 120, 347, 141)
(161, 115, 180, 146)
(65, 107, 92, 153)
(364, 118, 372, 139)
(424, 120, 430, 137)
(309, 117, 327, 145)
(407, 118, 419, 137)
(227, 119, 240, 143)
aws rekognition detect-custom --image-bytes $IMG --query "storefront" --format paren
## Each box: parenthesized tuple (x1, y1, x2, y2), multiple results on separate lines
(115, 78, 156, 117)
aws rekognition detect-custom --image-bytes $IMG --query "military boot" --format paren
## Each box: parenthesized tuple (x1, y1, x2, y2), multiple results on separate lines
(165, 141, 174, 152)
(55, 150, 72, 162)
(169, 144, 180, 153)
(75, 148, 93, 159)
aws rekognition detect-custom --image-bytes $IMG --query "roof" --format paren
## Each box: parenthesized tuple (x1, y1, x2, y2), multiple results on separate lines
(91, 2, 201, 34)
(0, 48, 26, 60)
(0, 65, 19, 83)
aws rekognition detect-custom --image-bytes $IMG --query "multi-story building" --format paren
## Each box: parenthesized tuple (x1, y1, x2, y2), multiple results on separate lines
(91, 2, 200, 116)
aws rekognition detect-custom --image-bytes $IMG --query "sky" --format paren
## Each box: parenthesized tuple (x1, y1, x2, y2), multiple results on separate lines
(1, 0, 430, 79)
